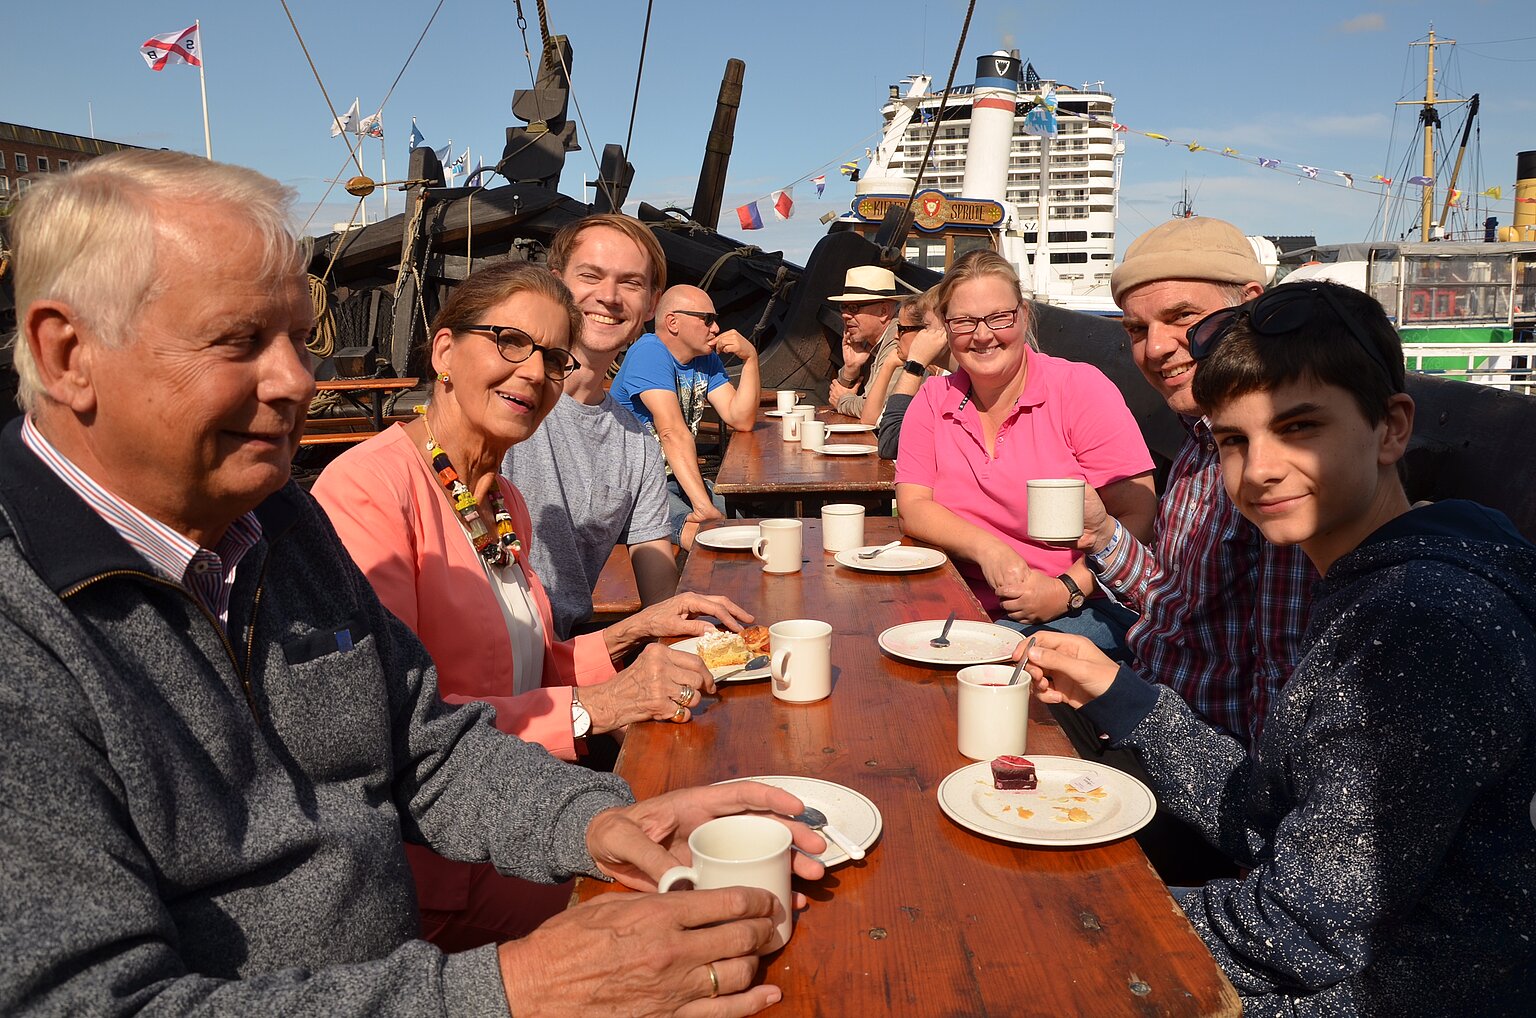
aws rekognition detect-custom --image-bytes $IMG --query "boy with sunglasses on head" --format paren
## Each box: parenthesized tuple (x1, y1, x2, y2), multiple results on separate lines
(1023, 280, 1536, 1015)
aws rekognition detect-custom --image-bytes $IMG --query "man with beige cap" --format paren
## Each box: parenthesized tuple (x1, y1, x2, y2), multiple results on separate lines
(827, 265, 902, 416)
(1082, 218, 1316, 752)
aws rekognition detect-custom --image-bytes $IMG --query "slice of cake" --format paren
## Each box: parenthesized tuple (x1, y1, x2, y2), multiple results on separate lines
(990, 755, 1038, 791)
(696, 629, 750, 670)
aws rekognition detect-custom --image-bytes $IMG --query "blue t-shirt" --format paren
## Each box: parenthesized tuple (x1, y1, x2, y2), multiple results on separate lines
(610, 333, 729, 436)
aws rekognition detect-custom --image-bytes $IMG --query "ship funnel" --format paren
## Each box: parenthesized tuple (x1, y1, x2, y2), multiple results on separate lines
(1497, 150, 1536, 242)
(961, 51, 1022, 206)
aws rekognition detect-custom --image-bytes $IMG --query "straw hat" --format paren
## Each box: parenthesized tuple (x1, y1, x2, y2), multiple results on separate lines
(827, 265, 900, 303)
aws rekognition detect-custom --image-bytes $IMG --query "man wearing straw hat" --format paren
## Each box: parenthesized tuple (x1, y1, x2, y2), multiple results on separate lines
(827, 265, 902, 416)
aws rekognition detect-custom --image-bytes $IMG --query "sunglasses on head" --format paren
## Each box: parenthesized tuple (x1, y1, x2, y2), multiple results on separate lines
(1186, 285, 1398, 385)
(462, 325, 582, 381)
(672, 309, 719, 328)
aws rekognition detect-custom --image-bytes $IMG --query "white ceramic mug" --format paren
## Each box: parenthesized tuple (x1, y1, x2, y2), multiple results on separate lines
(781, 409, 805, 442)
(1027, 478, 1087, 543)
(769, 619, 833, 703)
(658, 814, 793, 949)
(799, 419, 826, 452)
(956, 664, 1029, 760)
(776, 390, 799, 413)
(752, 519, 803, 574)
(821, 503, 866, 553)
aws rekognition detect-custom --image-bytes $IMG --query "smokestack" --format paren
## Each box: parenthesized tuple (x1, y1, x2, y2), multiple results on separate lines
(1499, 150, 1536, 242)
(960, 52, 1022, 205)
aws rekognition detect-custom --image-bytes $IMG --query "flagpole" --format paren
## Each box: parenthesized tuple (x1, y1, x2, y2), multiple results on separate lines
(196, 20, 212, 159)
(380, 124, 389, 220)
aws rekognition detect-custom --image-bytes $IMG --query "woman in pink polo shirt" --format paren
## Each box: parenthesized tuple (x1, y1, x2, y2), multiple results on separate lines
(895, 250, 1157, 654)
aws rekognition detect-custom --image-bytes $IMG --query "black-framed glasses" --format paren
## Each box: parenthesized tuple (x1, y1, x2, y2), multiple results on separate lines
(837, 300, 886, 316)
(462, 325, 581, 380)
(672, 309, 719, 328)
(944, 306, 1019, 336)
(1185, 285, 1397, 384)
(895, 323, 925, 335)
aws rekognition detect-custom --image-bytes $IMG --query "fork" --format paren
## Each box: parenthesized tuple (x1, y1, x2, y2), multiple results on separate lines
(857, 540, 903, 560)
(930, 611, 958, 648)
(790, 806, 865, 861)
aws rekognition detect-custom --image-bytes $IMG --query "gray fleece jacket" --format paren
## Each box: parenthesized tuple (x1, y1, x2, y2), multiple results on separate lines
(0, 419, 632, 1016)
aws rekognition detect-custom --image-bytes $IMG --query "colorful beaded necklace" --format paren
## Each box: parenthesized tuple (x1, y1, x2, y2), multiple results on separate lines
(416, 406, 521, 567)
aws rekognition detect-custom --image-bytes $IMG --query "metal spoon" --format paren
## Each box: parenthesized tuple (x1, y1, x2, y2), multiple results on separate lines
(715, 654, 769, 681)
(1008, 637, 1037, 686)
(791, 806, 865, 861)
(857, 540, 903, 560)
(929, 611, 957, 648)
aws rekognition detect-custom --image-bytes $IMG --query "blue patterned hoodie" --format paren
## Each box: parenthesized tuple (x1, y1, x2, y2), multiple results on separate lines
(1081, 500, 1536, 1016)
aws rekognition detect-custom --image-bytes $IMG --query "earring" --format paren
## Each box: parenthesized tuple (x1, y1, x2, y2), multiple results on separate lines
(437, 372, 450, 383)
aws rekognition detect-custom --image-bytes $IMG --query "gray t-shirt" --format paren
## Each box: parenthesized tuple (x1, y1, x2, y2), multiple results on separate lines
(503, 393, 671, 640)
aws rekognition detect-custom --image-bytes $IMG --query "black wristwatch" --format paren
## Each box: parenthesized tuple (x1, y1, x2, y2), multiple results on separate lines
(901, 359, 927, 377)
(1057, 573, 1087, 611)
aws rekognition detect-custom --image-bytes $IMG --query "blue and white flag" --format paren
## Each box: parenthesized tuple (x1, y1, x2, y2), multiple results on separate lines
(409, 119, 424, 150)
(1020, 87, 1058, 138)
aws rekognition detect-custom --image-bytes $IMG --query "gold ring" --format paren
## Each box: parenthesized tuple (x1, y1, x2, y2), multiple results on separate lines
(671, 705, 689, 723)
(676, 685, 696, 707)
(705, 961, 720, 998)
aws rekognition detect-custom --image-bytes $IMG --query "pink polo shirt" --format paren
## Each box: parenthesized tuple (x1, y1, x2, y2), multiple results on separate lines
(895, 347, 1153, 614)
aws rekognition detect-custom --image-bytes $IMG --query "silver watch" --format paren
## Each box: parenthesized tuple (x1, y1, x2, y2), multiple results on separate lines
(571, 690, 592, 739)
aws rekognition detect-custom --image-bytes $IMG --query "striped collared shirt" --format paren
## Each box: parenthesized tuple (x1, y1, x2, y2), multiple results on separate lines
(1089, 416, 1317, 747)
(21, 416, 262, 630)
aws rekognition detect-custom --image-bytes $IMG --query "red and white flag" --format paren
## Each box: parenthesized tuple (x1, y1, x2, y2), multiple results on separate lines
(141, 25, 202, 71)
(771, 188, 794, 221)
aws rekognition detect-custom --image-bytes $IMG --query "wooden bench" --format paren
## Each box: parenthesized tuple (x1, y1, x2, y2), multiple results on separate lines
(589, 545, 642, 626)
(302, 377, 421, 448)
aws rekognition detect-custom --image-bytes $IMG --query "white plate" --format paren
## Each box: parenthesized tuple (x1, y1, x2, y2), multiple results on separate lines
(670, 635, 770, 682)
(716, 775, 882, 867)
(819, 444, 875, 456)
(877, 619, 1022, 666)
(937, 756, 1156, 847)
(834, 546, 948, 573)
(823, 423, 876, 434)
(695, 525, 760, 550)
(765, 408, 815, 418)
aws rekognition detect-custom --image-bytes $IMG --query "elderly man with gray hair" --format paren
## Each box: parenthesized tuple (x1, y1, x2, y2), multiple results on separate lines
(0, 149, 823, 1016)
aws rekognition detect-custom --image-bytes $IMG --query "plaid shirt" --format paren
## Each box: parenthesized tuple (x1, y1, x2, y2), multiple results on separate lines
(21, 416, 261, 631)
(1089, 416, 1316, 747)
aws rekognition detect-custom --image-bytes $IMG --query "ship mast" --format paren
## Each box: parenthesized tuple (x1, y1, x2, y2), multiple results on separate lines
(1397, 26, 1463, 241)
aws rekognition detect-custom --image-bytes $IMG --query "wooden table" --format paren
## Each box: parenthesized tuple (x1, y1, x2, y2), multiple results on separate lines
(578, 518, 1239, 1017)
(712, 409, 895, 518)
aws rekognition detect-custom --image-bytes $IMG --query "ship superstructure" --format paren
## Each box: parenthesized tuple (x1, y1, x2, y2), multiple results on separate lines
(845, 52, 1124, 313)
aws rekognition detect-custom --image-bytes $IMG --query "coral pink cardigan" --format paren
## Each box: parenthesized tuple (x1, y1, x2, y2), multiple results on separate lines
(311, 426, 619, 918)
(311, 425, 617, 761)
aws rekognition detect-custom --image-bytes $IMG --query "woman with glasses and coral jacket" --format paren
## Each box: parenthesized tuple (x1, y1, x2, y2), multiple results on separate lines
(312, 264, 751, 950)
(894, 250, 1158, 658)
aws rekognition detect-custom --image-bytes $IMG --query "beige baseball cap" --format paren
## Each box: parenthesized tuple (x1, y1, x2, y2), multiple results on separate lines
(1110, 217, 1263, 305)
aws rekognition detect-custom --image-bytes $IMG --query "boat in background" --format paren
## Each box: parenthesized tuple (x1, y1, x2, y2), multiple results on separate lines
(838, 52, 1123, 314)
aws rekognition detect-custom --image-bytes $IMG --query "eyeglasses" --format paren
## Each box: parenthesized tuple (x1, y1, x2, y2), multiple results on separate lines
(895, 323, 925, 335)
(944, 306, 1019, 336)
(462, 325, 581, 380)
(838, 300, 886, 316)
(1185, 285, 1397, 384)
(672, 309, 719, 328)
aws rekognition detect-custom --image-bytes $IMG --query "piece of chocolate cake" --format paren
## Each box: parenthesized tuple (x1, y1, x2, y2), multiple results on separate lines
(990, 755, 1038, 790)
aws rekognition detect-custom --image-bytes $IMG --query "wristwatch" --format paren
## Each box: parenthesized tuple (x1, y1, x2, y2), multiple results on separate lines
(901, 358, 927, 377)
(1057, 573, 1087, 611)
(570, 690, 592, 739)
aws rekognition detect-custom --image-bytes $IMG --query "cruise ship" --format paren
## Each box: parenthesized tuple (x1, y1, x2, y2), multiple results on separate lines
(841, 52, 1124, 313)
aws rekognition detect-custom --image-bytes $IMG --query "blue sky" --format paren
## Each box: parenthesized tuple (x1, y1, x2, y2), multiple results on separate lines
(5, 2, 1532, 261)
